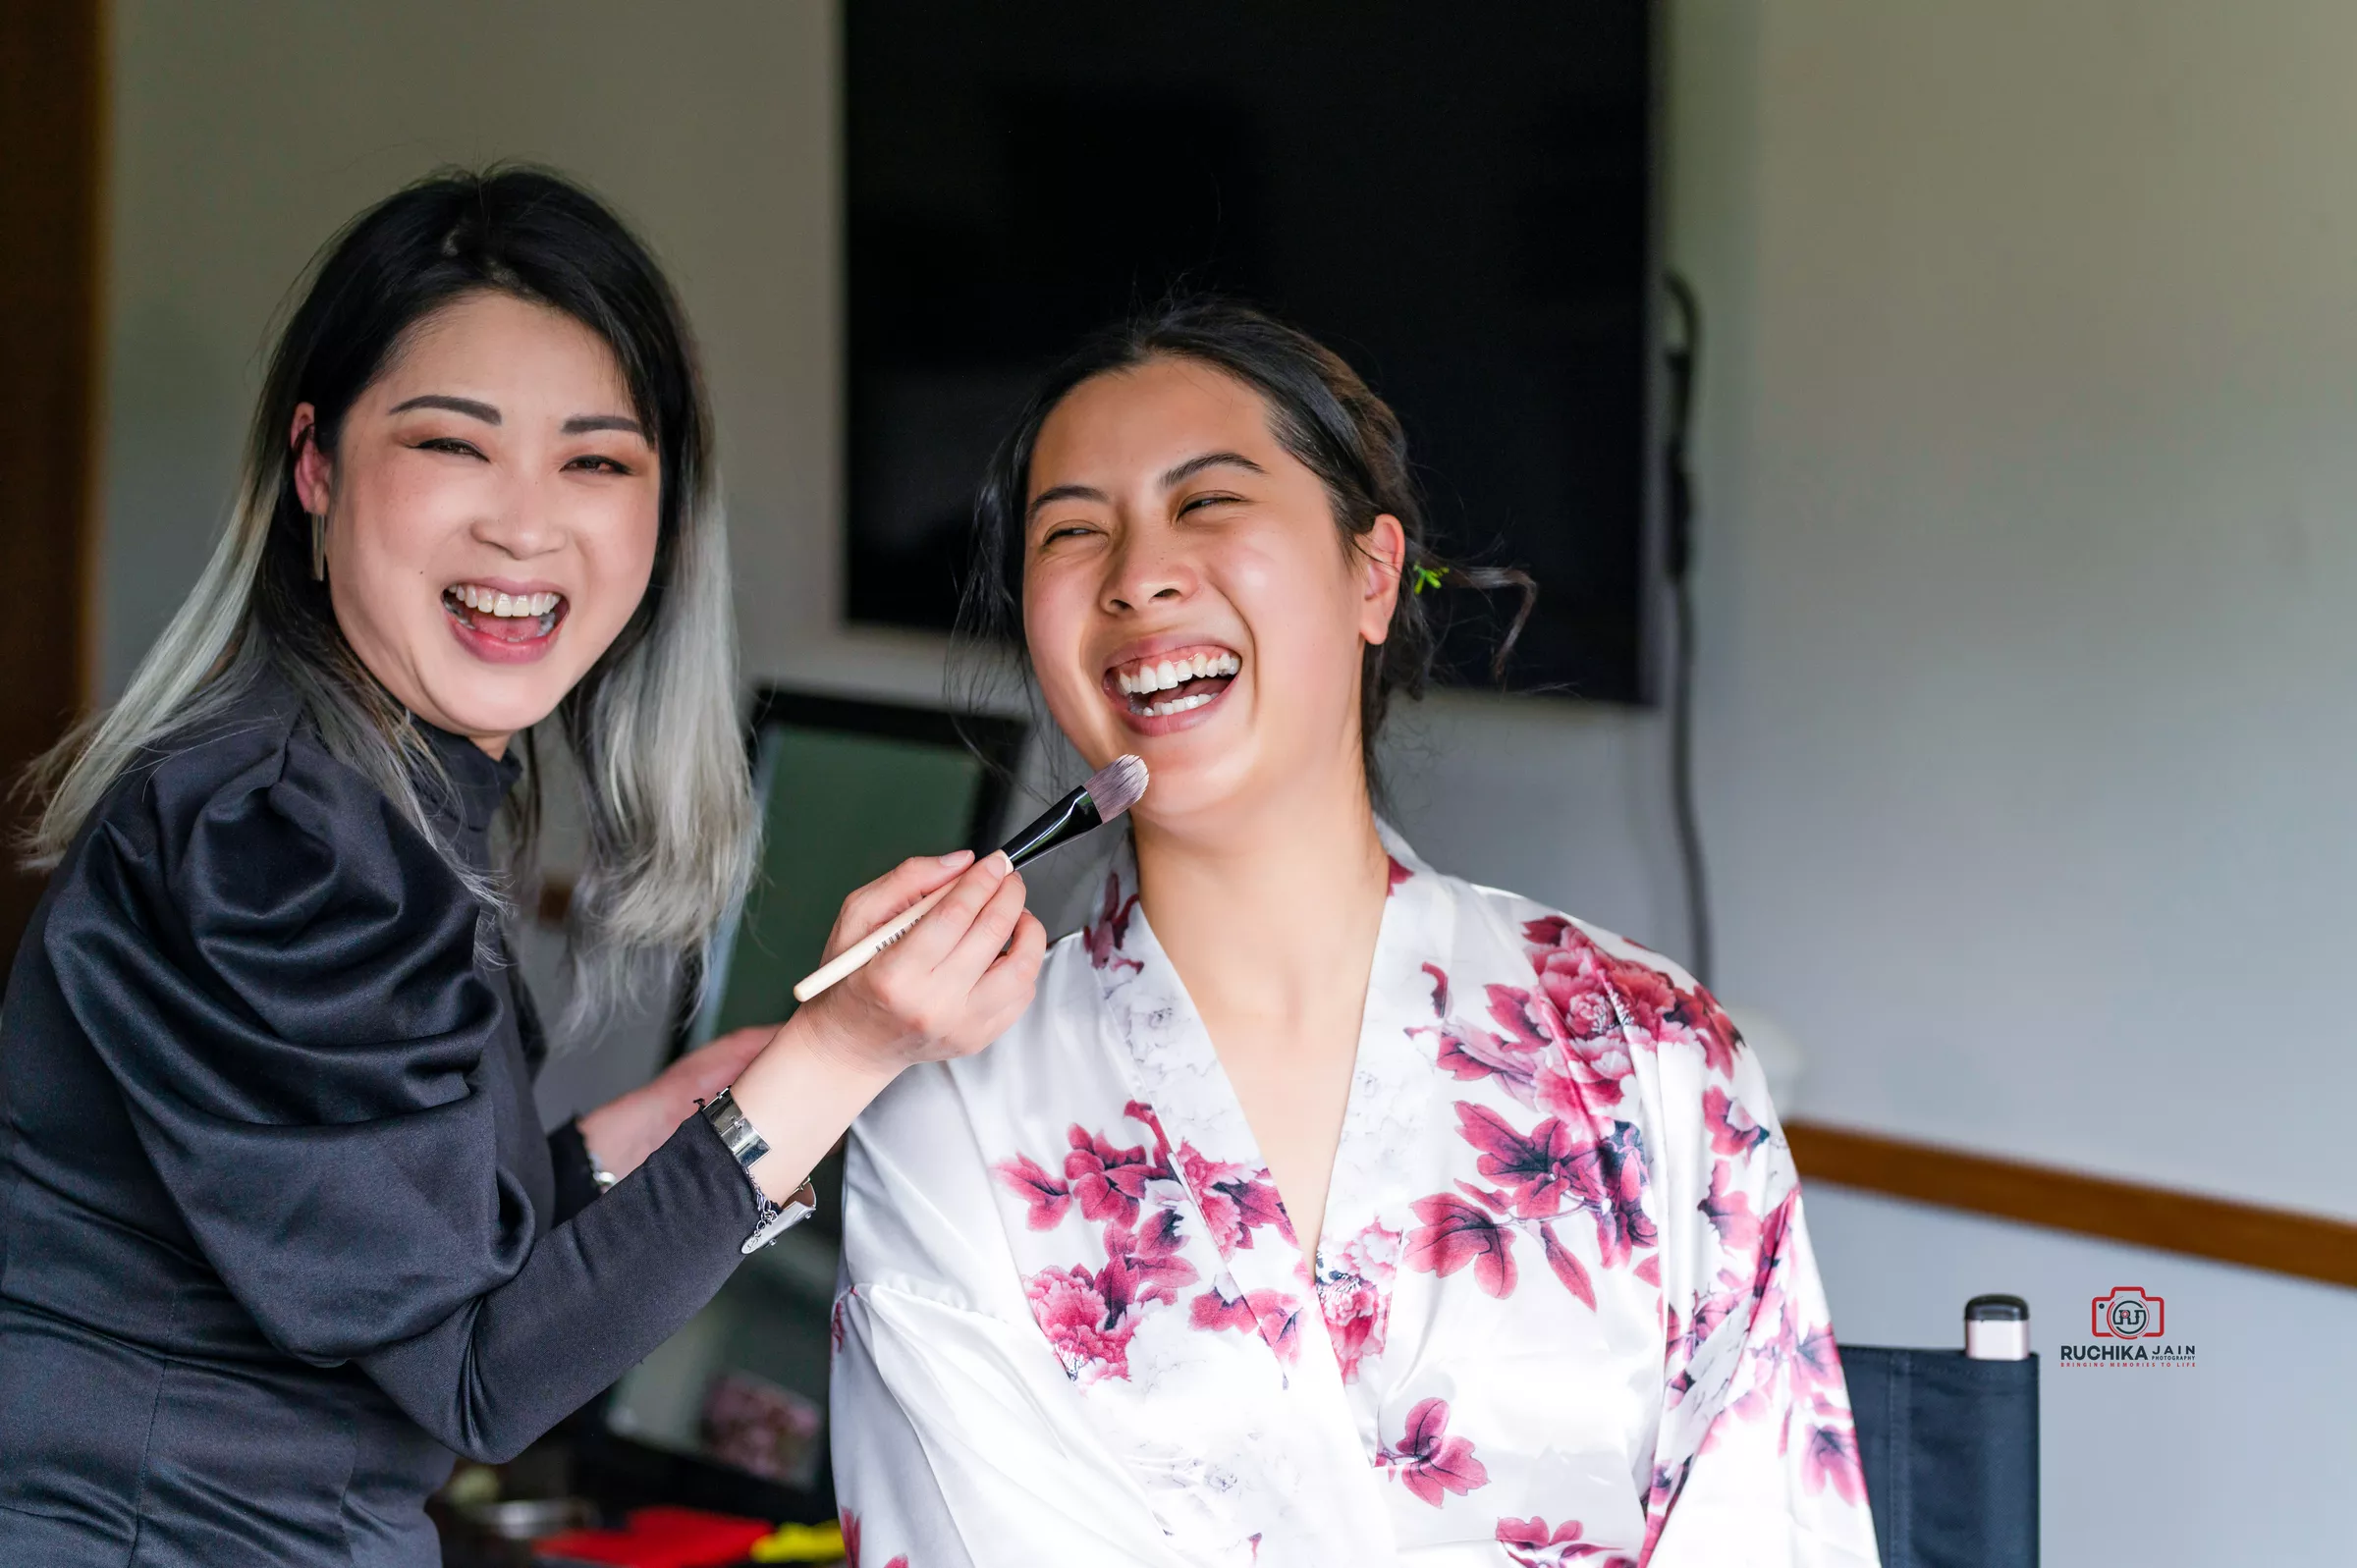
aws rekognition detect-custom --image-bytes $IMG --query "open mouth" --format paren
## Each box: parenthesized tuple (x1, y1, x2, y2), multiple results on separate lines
(1107, 645, 1241, 719)
(442, 583, 568, 648)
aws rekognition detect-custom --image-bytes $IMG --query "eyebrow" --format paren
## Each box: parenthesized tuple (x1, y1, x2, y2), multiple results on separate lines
(562, 413, 645, 436)
(1026, 482, 1110, 522)
(390, 394, 499, 424)
(1025, 451, 1268, 523)
(1159, 450, 1266, 489)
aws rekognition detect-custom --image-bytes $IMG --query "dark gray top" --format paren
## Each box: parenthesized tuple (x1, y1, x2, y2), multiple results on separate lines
(0, 668, 756, 1566)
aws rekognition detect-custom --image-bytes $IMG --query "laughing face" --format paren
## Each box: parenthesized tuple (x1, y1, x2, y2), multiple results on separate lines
(293, 290, 661, 755)
(1022, 356, 1405, 835)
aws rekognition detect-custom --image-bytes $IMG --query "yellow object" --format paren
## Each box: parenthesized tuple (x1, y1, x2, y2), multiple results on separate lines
(748, 1520, 846, 1562)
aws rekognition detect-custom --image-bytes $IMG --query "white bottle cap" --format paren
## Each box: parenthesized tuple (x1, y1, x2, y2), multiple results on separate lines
(1964, 1293, 2030, 1360)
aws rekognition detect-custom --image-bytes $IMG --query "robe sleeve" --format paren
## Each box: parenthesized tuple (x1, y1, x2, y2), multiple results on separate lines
(830, 1062, 1194, 1568)
(1632, 969, 1881, 1567)
(44, 732, 757, 1462)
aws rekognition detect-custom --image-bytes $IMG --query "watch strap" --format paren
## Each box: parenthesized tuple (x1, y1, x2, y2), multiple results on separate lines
(701, 1089, 819, 1252)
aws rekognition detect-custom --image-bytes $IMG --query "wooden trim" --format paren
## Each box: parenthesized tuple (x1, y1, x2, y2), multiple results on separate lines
(0, 0, 105, 957)
(1784, 1117, 2357, 1290)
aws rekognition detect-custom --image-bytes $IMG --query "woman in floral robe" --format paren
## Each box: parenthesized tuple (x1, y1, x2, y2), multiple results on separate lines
(828, 300, 1879, 1568)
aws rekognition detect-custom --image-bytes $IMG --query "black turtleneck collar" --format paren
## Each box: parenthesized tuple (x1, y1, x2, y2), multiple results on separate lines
(413, 717, 523, 855)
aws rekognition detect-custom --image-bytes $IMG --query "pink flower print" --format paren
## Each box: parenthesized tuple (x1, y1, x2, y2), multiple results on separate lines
(1421, 961, 1451, 1017)
(1403, 1193, 1518, 1297)
(1495, 1516, 1636, 1568)
(1378, 1398, 1490, 1508)
(1190, 1283, 1259, 1335)
(1698, 1159, 1762, 1256)
(1423, 1017, 1542, 1105)
(1387, 854, 1414, 894)
(1189, 1282, 1304, 1364)
(1023, 1265, 1137, 1385)
(1180, 1145, 1292, 1255)
(1065, 1125, 1158, 1225)
(1317, 1220, 1400, 1380)
(1801, 1420, 1867, 1504)
(1793, 1322, 1844, 1396)
(1565, 1121, 1656, 1270)
(994, 1153, 1073, 1230)
(838, 1509, 908, 1568)
(1704, 1086, 1769, 1157)
(1521, 916, 1741, 1079)
(1528, 1036, 1634, 1123)
(1487, 980, 1629, 1118)
(1097, 1210, 1199, 1319)
(1084, 871, 1142, 974)
(1536, 1220, 1597, 1309)
(1454, 1103, 1585, 1218)
(1486, 981, 1571, 1054)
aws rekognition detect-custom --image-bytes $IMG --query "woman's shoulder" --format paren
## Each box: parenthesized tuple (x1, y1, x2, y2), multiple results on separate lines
(1404, 854, 1748, 1086)
(60, 672, 479, 979)
(86, 675, 437, 879)
(39, 673, 497, 1085)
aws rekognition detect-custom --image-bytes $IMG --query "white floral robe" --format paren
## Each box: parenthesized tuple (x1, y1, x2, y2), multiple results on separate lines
(829, 836, 1880, 1568)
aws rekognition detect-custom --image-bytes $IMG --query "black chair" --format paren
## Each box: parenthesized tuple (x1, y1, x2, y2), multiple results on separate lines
(1842, 1295, 2039, 1568)
(574, 687, 1027, 1527)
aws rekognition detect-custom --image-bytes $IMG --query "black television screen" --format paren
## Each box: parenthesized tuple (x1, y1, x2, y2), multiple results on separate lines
(846, 0, 1658, 703)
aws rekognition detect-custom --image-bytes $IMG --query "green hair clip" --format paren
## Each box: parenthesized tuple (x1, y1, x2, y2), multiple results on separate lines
(1408, 564, 1448, 596)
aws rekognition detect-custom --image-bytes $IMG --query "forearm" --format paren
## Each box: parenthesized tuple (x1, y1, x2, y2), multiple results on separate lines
(358, 1112, 754, 1461)
(727, 1011, 901, 1202)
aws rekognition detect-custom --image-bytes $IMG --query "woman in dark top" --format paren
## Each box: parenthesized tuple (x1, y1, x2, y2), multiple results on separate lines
(0, 169, 1046, 1566)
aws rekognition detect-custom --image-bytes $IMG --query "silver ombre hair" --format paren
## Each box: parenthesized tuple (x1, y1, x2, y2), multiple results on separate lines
(25, 168, 753, 1033)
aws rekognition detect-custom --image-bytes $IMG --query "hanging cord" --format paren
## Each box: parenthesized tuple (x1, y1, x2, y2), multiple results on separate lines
(1662, 273, 1714, 988)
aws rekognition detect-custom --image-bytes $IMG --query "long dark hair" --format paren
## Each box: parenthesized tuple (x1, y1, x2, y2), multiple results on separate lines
(959, 297, 1536, 786)
(31, 167, 753, 1019)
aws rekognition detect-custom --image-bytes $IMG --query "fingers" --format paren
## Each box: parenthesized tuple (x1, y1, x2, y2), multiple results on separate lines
(959, 911, 1048, 1044)
(884, 851, 1014, 973)
(828, 849, 975, 958)
(932, 864, 1031, 992)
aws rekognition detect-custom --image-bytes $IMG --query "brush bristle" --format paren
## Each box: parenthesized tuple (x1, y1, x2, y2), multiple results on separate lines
(1082, 754, 1149, 822)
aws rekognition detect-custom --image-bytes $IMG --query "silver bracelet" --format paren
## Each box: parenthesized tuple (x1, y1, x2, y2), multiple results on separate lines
(700, 1089, 819, 1254)
(583, 1139, 620, 1194)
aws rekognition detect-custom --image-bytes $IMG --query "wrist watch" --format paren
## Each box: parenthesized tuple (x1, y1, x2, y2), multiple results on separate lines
(700, 1088, 819, 1255)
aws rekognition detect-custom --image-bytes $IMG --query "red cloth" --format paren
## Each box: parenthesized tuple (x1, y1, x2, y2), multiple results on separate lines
(535, 1505, 773, 1568)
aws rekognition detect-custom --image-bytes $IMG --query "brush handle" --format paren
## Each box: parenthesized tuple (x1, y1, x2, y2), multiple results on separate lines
(791, 882, 954, 1003)
(788, 783, 1108, 1006)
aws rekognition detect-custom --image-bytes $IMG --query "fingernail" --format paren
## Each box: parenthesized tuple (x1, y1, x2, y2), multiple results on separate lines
(984, 850, 1013, 876)
(939, 848, 976, 868)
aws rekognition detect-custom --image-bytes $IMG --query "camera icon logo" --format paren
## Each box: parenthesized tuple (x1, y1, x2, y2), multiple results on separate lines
(2090, 1285, 2165, 1339)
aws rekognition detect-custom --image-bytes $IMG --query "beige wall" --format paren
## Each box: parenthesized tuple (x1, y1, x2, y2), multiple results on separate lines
(100, 0, 851, 702)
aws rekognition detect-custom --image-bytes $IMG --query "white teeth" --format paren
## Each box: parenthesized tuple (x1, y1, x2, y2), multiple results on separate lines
(449, 586, 562, 618)
(1114, 650, 1240, 699)
(1146, 691, 1215, 717)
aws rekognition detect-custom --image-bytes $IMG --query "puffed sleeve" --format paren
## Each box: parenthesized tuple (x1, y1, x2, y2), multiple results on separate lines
(1623, 954, 1881, 1567)
(830, 1063, 1194, 1568)
(42, 730, 757, 1459)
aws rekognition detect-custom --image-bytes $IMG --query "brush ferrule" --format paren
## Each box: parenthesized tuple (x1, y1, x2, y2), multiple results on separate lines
(1001, 784, 1105, 869)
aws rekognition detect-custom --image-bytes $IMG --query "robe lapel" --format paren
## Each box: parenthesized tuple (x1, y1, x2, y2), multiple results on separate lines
(1088, 833, 1452, 1392)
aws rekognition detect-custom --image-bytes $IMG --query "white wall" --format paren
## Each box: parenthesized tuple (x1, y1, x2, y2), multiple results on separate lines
(1393, 6, 2357, 1562)
(97, 2, 2357, 1561)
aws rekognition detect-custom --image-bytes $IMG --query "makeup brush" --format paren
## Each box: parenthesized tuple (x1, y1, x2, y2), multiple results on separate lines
(791, 753, 1149, 1003)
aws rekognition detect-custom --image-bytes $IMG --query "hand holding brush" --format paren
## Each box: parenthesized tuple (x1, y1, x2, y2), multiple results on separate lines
(793, 754, 1149, 1003)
